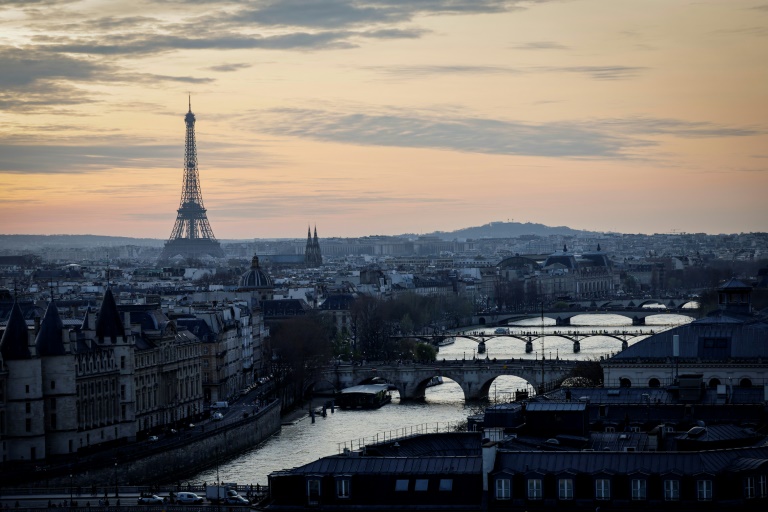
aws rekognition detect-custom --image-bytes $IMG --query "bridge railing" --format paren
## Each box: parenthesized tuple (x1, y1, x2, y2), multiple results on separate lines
(336, 422, 465, 454)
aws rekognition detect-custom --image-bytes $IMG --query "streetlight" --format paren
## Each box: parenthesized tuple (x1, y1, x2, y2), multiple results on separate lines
(69, 474, 73, 509)
(114, 461, 118, 499)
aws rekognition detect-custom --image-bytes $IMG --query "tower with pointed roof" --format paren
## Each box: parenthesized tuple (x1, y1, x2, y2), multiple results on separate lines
(159, 99, 225, 263)
(35, 300, 78, 456)
(304, 225, 322, 268)
(0, 297, 45, 460)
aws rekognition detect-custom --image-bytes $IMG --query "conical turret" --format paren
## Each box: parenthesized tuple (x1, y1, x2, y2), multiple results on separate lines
(0, 300, 31, 360)
(35, 300, 66, 356)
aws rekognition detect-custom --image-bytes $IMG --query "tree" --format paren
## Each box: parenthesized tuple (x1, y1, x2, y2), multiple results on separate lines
(270, 316, 333, 409)
(414, 342, 437, 362)
(562, 359, 603, 387)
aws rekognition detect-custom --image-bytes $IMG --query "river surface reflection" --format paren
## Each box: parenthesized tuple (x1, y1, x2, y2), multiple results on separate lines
(192, 313, 694, 486)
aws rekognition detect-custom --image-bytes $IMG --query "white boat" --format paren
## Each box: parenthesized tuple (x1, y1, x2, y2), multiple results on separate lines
(437, 337, 455, 347)
(426, 376, 444, 388)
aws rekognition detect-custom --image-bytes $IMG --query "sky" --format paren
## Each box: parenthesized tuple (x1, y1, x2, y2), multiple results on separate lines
(1, 0, 767, 240)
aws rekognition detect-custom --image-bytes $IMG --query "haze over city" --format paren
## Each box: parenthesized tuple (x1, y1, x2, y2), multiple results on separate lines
(1, 0, 767, 239)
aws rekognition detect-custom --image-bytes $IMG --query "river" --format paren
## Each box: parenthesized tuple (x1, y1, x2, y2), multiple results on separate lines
(192, 312, 694, 486)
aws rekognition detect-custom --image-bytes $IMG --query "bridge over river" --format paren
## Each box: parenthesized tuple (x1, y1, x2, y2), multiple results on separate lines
(394, 329, 658, 354)
(475, 308, 696, 327)
(317, 359, 579, 401)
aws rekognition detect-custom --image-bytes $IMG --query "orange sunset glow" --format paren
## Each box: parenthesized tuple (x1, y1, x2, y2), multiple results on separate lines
(1, 0, 766, 239)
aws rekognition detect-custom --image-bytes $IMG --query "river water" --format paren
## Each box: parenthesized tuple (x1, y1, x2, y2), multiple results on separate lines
(192, 312, 694, 486)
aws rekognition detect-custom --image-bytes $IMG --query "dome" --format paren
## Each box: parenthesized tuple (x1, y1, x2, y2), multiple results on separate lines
(239, 255, 274, 289)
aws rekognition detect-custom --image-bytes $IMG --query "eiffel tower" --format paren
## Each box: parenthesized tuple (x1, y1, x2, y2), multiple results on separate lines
(159, 99, 225, 263)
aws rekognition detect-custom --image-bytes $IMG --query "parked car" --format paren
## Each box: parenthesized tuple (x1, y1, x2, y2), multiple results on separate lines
(137, 494, 163, 505)
(174, 492, 204, 505)
(225, 495, 250, 506)
(212, 412, 224, 421)
(148, 435, 159, 442)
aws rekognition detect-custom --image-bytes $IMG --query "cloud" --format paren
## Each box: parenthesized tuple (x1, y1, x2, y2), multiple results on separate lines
(511, 41, 569, 50)
(596, 117, 763, 138)
(543, 65, 647, 80)
(369, 64, 521, 77)
(248, 107, 763, 160)
(0, 144, 180, 173)
(254, 107, 649, 159)
(223, 0, 527, 30)
(207, 63, 252, 72)
(369, 64, 642, 81)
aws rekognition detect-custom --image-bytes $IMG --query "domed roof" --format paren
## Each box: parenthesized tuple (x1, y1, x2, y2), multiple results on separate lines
(239, 255, 274, 289)
(543, 244, 578, 270)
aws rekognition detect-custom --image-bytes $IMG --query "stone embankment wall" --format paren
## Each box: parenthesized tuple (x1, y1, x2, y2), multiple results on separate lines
(64, 400, 281, 487)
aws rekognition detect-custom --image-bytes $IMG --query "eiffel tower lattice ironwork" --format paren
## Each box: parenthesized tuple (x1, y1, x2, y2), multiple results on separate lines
(159, 99, 225, 262)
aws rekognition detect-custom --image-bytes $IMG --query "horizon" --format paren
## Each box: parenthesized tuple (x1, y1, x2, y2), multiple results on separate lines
(1, 1, 767, 239)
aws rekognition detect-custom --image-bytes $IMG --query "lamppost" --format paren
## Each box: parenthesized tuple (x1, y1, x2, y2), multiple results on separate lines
(69, 474, 73, 509)
(114, 461, 118, 499)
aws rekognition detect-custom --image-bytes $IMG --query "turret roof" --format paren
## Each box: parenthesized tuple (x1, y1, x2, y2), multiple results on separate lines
(0, 300, 31, 360)
(95, 288, 124, 342)
(35, 300, 66, 356)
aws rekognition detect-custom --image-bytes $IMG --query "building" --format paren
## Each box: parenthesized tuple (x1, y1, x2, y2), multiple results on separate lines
(603, 278, 768, 389)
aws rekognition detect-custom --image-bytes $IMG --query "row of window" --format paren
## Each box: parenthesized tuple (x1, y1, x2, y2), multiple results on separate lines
(494, 476, 768, 501)
(305, 477, 454, 503)
(622, 377, 755, 388)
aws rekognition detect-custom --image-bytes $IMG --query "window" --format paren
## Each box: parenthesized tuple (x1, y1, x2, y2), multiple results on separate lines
(395, 479, 409, 492)
(664, 480, 680, 501)
(760, 475, 767, 498)
(307, 479, 321, 505)
(414, 479, 428, 492)
(51, 380, 56, 390)
(495, 479, 511, 500)
(697, 480, 712, 501)
(596, 479, 611, 500)
(558, 479, 573, 500)
(336, 479, 350, 499)
(25, 419, 32, 433)
(121, 356, 126, 369)
(50, 413, 57, 429)
(745, 476, 755, 499)
(527, 479, 542, 500)
(25, 402, 31, 414)
(631, 479, 646, 500)
(439, 479, 453, 492)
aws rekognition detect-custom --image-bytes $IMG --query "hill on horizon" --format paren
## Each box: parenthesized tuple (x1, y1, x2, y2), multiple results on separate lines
(421, 221, 599, 240)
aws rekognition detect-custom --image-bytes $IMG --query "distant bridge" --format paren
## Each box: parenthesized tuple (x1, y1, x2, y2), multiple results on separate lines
(474, 301, 697, 327)
(394, 329, 656, 353)
(316, 359, 579, 401)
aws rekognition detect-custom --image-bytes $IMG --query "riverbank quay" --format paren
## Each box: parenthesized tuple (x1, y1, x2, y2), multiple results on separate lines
(0, 482, 269, 509)
(0, 400, 282, 489)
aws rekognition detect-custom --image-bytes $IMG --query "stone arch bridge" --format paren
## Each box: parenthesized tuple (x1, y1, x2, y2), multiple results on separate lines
(316, 359, 579, 401)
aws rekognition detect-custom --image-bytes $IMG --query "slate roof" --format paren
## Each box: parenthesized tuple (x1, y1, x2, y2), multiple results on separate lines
(607, 315, 768, 361)
(367, 433, 482, 457)
(176, 317, 214, 342)
(494, 445, 768, 476)
(274, 456, 482, 477)
(0, 300, 31, 360)
(35, 300, 66, 356)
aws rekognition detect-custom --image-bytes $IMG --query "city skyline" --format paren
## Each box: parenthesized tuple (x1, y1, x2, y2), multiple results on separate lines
(1, 0, 767, 239)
